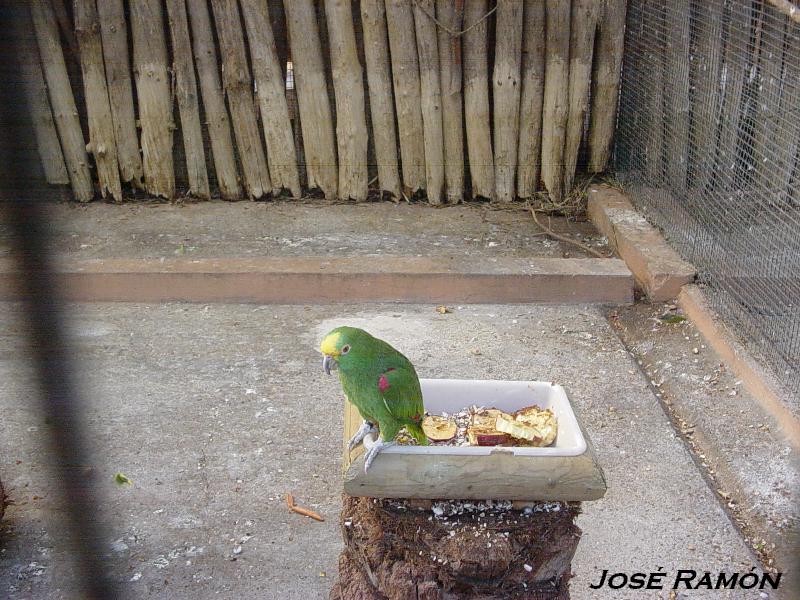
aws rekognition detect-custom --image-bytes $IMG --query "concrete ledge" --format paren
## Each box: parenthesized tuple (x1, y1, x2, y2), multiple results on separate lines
(587, 185, 695, 300)
(0, 256, 633, 304)
(678, 285, 800, 447)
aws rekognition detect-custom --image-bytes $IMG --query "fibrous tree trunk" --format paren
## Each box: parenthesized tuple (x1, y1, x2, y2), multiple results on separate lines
(587, 0, 627, 173)
(563, 0, 598, 194)
(493, 0, 524, 203)
(413, 0, 444, 204)
(385, 0, 425, 194)
(541, 0, 570, 203)
(210, 0, 271, 199)
(186, 0, 240, 200)
(436, 0, 464, 203)
(97, 0, 144, 188)
(130, 0, 175, 199)
(240, 0, 302, 198)
(30, 0, 93, 201)
(283, 0, 338, 199)
(325, 0, 368, 201)
(360, 0, 401, 198)
(463, 0, 493, 199)
(19, 13, 69, 185)
(74, 0, 122, 202)
(517, 0, 546, 198)
(165, 0, 210, 199)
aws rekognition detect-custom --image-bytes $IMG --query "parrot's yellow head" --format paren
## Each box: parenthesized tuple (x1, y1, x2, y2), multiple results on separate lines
(320, 326, 367, 374)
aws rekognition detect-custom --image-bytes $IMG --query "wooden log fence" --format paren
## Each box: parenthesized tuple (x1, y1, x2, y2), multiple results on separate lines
(27, 0, 633, 203)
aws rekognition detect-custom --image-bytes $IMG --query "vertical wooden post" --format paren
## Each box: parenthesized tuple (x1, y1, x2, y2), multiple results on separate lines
(563, 0, 598, 195)
(493, 0, 524, 203)
(97, 0, 144, 189)
(462, 0, 494, 200)
(74, 0, 122, 202)
(413, 0, 445, 204)
(645, 1, 665, 183)
(385, 0, 426, 195)
(19, 17, 69, 185)
(587, 0, 627, 173)
(436, 0, 464, 203)
(360, 0, 402, 198)
(325, 0, 369, 201)
(517, 0, 546, 198)
(165, 0, 210, 199)
(665, 0, 690, 192)
(130, 0, 175, 199)
(210, 0, 271, 199)
(30, 1, 93, 202)
(240, 0, 302, 198)
(283, 0, 338, 199)
(541, 0, 570, 203)
(186, 0, 241, 200)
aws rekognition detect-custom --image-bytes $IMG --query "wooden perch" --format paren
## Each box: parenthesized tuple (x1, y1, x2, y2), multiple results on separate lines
(325, 0, 369, 201)
(413, 0, 445, 204)
(360, 0, 402, 198)
(240, 0, 302, 198)
(436, 0, 464, 203)
(283, 0, 338, 199)
(30, 0, 93, 202)
(186, 0, 240, 200)
(165, 0, 210, 199)
(563, 0, 598, 195)
(493, 0, 524, 203)
(210, 0, 271, 199)
(130, 0, 175, 199)
(385, 0, 426, 194)
(588, 0, 627, 173)
(517, 0, 546, 198)
(541, 0, 571, 203)
(463, 0, 494, 200)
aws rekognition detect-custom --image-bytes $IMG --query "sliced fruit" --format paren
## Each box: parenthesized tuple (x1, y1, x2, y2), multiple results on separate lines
(422, 415, 457, 442)
(496, 406, 558, 446)
(467, 409, 511, 446)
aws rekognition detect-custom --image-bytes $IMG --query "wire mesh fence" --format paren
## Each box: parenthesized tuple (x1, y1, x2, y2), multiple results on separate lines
(615, 0, 800, 400)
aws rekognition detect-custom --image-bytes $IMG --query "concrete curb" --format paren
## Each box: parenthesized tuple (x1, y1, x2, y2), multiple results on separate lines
(0, 256, 634, 304)
(678, 284, 800, 448)
(587, 184, 695, 300)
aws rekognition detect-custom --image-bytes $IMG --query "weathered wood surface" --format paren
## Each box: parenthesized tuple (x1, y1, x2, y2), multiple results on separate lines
(563, 0, 598, 194)
(210, 0, 271, 199)
(645, 2, 665, 181)
(19, 17, 69, 185)
(360, 0, 402, 198)
(462, 0, 494, 199)
(343, 399, 607, 501)
(284, 0, 338, 199)
(165, 0, 210, 199)
(30, 0, 93, 202)
(326, 0, 369, 201)
(436, 0, 464, 203)
(665, 0, 690, 192)
(588, 0, 627, 173)
(186, 0, 241, 200)
(517, 0, 546, 198)
(385, 0, 426, 194)
(240, 0, 302, 198)
(493, 0, 524, 203)
(130, 0, 175, 199)
(75, 0, 122, 202)
(541, 0, 570, 203)
(97, 0, 144, 188)
(413, 0, 445, 204)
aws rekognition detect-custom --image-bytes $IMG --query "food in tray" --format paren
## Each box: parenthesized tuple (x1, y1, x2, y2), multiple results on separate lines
(496, 405, 558, 446)
(421, 415, 457, 442)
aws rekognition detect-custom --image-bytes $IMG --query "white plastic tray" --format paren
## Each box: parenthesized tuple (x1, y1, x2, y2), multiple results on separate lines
(363, 378, 587, 457)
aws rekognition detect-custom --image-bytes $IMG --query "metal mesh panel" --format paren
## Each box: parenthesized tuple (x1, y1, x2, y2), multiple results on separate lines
(615, 0, 800, 400)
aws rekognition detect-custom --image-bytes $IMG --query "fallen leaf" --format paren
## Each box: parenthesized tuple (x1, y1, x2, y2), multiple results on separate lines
(114, 472, 132, 486)
(435, 305, 451, 314)
(659, 314, 686, 324)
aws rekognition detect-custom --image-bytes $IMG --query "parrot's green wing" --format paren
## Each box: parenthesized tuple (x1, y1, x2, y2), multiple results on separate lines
(378, 367, 424, 424)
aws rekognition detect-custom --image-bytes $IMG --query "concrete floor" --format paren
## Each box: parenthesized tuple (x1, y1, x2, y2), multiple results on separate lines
(0, 302, 769, 599)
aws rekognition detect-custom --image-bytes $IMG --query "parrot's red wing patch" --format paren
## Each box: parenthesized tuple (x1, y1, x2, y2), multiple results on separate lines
(378, 374, 390, 393)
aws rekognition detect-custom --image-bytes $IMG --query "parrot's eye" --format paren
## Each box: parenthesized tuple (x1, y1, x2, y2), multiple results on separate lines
(341, 344, 351, 355)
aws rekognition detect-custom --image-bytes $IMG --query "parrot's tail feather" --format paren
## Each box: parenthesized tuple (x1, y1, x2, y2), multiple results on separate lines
(407, 423, 429, 446)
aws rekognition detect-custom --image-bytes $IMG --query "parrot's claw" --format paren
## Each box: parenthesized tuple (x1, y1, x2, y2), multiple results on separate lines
(347, 421, 377, 453)
(363, 439, 396, 473)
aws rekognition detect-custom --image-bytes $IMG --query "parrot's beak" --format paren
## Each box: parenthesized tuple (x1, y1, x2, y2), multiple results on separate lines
(322, 354, 335, 375)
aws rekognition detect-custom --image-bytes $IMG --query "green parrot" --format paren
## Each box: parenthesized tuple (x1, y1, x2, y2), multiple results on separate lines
(320, 326, 428, 471)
